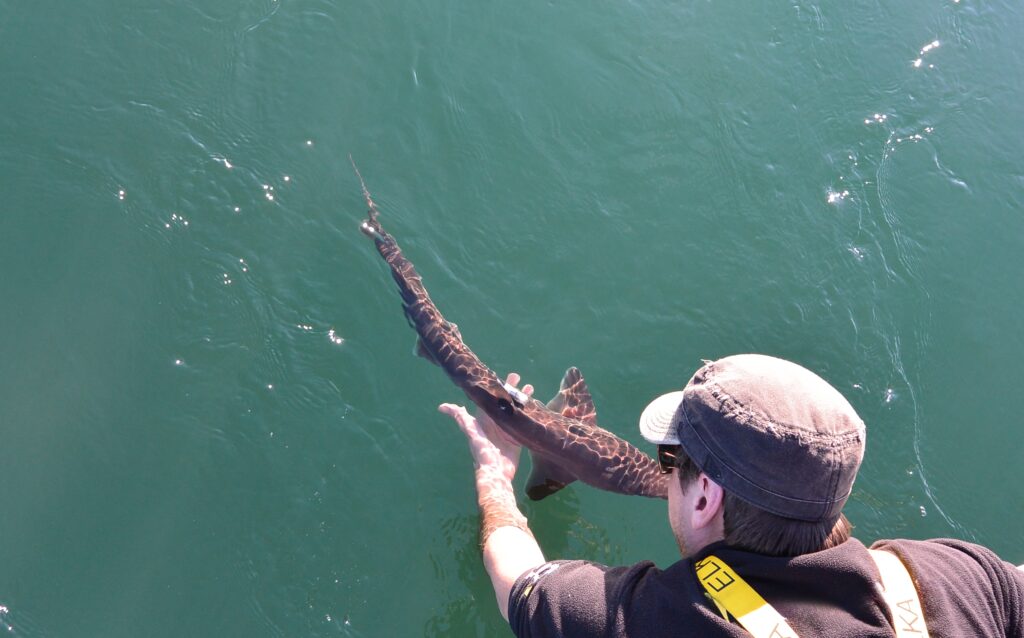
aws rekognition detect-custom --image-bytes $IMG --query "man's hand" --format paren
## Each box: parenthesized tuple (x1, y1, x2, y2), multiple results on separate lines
(437, 372, 545, 622)
(438, 372, 534, 482)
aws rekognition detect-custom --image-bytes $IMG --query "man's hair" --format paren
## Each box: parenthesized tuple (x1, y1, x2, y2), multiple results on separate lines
(675, 449, 852, 557)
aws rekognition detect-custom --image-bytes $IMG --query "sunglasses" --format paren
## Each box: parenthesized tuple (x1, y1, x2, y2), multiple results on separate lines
(657, 444, 681, 474)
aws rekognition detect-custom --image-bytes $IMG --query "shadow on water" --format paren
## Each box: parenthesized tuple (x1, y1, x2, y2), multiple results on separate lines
(424, 514, 495, 637)
(526, 489, 618, 564)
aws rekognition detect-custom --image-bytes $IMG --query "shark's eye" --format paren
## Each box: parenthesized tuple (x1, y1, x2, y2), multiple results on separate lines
(497, 398, 514, 415)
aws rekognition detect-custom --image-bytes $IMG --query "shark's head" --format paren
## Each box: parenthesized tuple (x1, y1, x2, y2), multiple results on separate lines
(463, 381, 527, 425)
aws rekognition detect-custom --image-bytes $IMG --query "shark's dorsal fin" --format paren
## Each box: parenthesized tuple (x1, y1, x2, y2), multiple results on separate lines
(546, 367, 598, 426)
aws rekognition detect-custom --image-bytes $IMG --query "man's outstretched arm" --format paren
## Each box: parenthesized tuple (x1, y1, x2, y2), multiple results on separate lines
(477, 479, 546, 620)
(439, 373, 546, 621)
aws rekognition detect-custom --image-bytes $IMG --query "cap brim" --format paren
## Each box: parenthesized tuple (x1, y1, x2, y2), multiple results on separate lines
(638, 391, 686, 445)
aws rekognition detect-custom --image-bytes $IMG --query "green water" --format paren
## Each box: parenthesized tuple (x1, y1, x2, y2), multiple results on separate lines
(1, 0, 1022, 635)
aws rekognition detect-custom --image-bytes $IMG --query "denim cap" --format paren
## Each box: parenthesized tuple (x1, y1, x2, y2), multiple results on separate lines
(639, 354, 866, 522)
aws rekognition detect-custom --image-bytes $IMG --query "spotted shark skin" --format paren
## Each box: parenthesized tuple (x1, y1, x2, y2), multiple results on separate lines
(354, 162, 668, 500)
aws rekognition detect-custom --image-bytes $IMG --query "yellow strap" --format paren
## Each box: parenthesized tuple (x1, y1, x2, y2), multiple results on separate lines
(695, 555, 798, 638)
(868, 549, 930, 638)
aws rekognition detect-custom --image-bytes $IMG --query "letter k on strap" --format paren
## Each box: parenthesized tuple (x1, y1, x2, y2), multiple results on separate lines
(868, 549, 931, 638)
(696, 552, 930, 638)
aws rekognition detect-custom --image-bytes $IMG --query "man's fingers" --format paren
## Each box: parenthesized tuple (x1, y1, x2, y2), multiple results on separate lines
(438, 403, 463, 418)
(438, 403, 474, 429)
(504, 372, 534, 398)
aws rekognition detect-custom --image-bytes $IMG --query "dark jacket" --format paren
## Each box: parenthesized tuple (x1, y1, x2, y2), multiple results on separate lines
(509, 538, 1024, 637)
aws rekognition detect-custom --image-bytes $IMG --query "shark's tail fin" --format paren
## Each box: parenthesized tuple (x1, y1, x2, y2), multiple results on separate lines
(351, 155, 388, 241)
(351, 159, 508, 400)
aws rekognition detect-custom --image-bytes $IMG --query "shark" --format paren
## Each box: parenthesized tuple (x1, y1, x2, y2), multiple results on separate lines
(354, 162, 668, 501)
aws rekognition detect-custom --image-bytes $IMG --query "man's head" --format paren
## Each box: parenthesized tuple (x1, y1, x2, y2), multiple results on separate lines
(639, 354, 866, 557)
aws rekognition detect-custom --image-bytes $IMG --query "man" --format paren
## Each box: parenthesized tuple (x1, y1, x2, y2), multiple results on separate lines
(439, 354, 1024, 637)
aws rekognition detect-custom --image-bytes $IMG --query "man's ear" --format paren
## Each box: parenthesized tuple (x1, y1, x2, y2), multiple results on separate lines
(691, 474, 725, 530)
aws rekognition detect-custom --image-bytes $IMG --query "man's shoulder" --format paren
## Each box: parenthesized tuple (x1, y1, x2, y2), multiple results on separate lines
(871, 537, 1012, 568)
(508, 558, 707, 637)
(511, 558, 666, 602)
(871, 537, 1024, 585)
(871, 536, 1024, 635)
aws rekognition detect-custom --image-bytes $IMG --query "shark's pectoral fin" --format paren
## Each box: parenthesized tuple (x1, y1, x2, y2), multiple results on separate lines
(546, 367, 599, 425)
(414, 337, 440, 366)
(526, 452, 578, 500)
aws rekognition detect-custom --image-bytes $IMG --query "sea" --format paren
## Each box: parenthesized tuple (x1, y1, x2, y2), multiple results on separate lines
(1, 0, 1022, 635)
